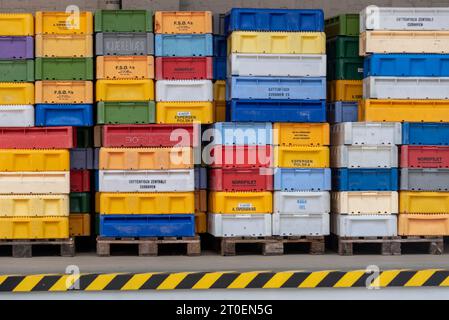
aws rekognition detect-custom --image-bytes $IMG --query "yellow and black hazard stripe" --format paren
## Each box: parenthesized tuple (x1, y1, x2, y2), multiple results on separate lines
(1, 270, 449, 292)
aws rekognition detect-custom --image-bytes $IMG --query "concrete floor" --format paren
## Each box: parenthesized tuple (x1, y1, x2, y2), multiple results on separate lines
(0, 249, 449, 275)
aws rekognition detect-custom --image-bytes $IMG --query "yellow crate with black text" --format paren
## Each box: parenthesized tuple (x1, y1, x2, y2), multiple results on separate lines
(273, 123, 330, 146)
(274, 146, 330, 168)
(208, 192, 273, 214)
(156, 102, 214, 124)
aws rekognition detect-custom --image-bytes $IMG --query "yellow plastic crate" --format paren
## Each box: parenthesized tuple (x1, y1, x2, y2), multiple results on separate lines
(0, 149, 69, 172)
(399, 214, 449, 236)
(96, 56, 155, 79)
(359, 100, 449, 122)
(69, 213, 91, 237)
(35, 34, 93, 58)
(274, 146, 330, 168)
(99, 147, 193, 170)
(195, 212, 207, 233)
(35, 11, 93, 35)
(155, 11, 212, 34)
(35, 81, 93, 104)
(0, 13, 33, 36)
(214, 101, 226, 123)
(0, 83, 34, 105)
(156, 102, 214, 124)
(0, 217, 69, 239)
(328, 80, 363, 101)
(400, 192, 449, 214)
(98, 192, 195, 214)
(228, 31, 326, 54)
(0, 195, 69, 217)
(214, 80, 226, 102)
(273, 123, 330, 146)
(195, 190, 207, 213)
(96, 80, 154, 102)
(208, 192, 273, 214)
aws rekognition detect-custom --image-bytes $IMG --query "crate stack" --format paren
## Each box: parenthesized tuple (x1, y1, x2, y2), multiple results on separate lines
(207, 8, 328, 254)
(94, 11, 200, 255)
(154, 11, 214, 125)
(154, 11, 215, 237)
(325, 14, 361, 123)
(35, 12, 94, 240)
(359, 6, 449, 239)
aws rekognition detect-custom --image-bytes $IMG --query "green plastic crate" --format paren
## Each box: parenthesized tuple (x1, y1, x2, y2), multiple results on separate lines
(70, 192, 92, 213)
(327, 36, 359, 60)
(35, 58, 93, 81)
(325, 14, 360, 37)
(0, 60, 34, 82)
(97, 101, 156, 125)
(95, 10, 153, 32)
(328, 57, 364, 80)
(75, 127, 93, 148)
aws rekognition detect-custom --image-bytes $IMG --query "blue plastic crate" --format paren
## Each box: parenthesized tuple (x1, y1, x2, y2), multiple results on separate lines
(364, 54, 449, 78)
(213, 56, 226, 80)
(228, 77, 326, 100)
(225, 8, 324, 33)
(327, 102, 358, 124)
(195, 166, 207, 190)
(333, 168, 399, 191)
(228, 99, 326, 123)
(155, 34, 213, 57)
(35, 104, 94, 127)
(213, 35, 227, 57)
(99, 214, 196, 237)
(211, 122, 272, 145)
(402, 123, 449, 145)
(274, 168, 331, 191)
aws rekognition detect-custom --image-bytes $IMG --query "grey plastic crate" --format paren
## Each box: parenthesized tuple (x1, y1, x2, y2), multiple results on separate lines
(400, 168, 449, 191)
(195, 166, 207, 190)
(95, 33, 154, 56)
(70, 148, 94, 170)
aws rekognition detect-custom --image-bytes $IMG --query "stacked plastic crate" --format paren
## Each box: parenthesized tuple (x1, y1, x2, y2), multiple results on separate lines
(208, 8, 329, 244)
(0, 14, 69, 248)
(213, 29, 227, 122)
(154, 11, 214, 238)
(325, 14, 360, 124)
(35, 12, 94, 240)
(360, 6, 449, 238)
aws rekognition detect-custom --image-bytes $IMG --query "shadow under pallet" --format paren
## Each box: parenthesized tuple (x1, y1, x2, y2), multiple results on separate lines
(0, 238, 75, 258)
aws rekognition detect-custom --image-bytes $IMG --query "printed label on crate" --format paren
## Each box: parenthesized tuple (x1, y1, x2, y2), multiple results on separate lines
(268, 87, 291, 98)
(417, 156, 443, 166)
(114, 64, 137, 77)
(358, 68, 364, 73)
(296, 199, 308, 210)
(235, 203, 255, 212)
(291, 159, 314, 167)
(395, 16, 435, 28)
(106, 39, 145, 53)
(53, 89, 75, 102)
(175, 112, 196, 122)
(128, 178, 168, 190)
(232, 179, 257, 187)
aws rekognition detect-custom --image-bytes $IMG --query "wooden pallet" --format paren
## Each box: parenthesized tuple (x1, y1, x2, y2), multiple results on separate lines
(96, 236, 201, 257)
(393, 236, 444, 255)
(331, 234, 400, 256)
(217, 236, 325, 256)
(0, 238, 75, 258)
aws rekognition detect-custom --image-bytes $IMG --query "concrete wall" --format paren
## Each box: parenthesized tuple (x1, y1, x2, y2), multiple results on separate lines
(0, 0, 444, 15)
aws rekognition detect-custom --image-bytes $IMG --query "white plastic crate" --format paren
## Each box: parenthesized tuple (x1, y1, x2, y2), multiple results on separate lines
(98, 169, 195, 192)
(363, 77, 449, 99)
(208, 213, 272, 237)
(331, 214, 398, 237)
(0, 105, 34, 127)
(331, 122, 402, 146)
(0, 172, 70, 194)
(360, 6, 449, 32)
(228, 54, 326, 77)
(330, 145, 398, 168)
(156, 80, 213, 102)
(331, 191, 399, 215)
(272, 212, 329, 236)
(273, 191, 330, 214)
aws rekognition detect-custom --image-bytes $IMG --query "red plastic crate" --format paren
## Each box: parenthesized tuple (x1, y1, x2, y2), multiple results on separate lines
(99, 124, 199, 147)
(208, 145, 273, 168)
(209, 168, 273, 191)
(71, 170, 91, 192)
(401, 145, 449, 168)
(155, 57, 213, 80)
(0, 127, 75, 149)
